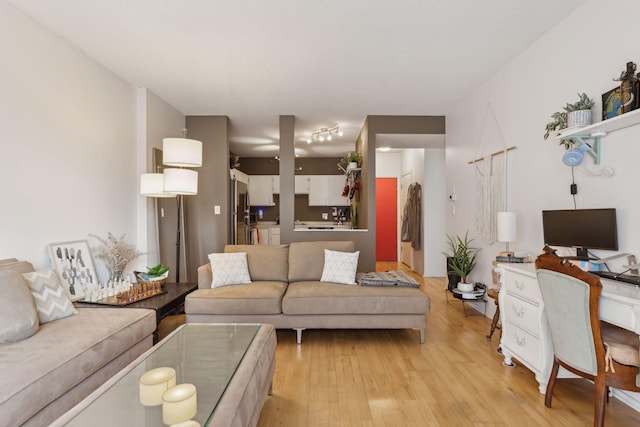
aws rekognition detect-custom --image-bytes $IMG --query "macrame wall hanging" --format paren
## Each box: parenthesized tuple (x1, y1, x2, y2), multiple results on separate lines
(468, 103, 516, 245)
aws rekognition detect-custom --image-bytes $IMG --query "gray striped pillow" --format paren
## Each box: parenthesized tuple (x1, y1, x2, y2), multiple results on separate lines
(23, 269, 78, 324)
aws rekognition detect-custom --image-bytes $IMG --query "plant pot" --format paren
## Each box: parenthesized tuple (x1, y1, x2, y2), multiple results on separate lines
(446, 257, 461, 292)
(347, 162, 358, 171)
(457, 282, 474, 292)
(567, 110, 592, 128)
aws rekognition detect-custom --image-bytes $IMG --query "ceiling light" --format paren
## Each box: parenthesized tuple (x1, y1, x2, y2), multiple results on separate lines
(308, 125, 342, 144)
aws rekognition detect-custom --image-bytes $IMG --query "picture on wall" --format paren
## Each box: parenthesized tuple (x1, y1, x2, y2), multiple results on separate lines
(48, 240, 98, 301)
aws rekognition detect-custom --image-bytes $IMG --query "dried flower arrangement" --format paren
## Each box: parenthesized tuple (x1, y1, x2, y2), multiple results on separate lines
(89, 232, 144, 281)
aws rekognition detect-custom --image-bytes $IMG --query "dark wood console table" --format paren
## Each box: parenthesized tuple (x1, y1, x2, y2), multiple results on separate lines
(76, 282, 197, 343)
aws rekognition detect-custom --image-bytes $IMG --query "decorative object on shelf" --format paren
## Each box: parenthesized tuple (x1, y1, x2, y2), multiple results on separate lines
(443, 233, 480, 290)
(613, 61, 639, 115)
(544, 93, 594, 149)
(497, 211, 517, 257)
(48, 240, 99, 301)
(602, 87, 623, 120)
(307, 124, 343, 144)
(337, 151, 363, 173)
(89, 232, 144, 282)
(140, 129, 203, 283)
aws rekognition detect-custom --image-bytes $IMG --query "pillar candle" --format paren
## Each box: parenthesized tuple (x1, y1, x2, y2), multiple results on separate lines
(162, 383, 197, 425)
(139, 367, 177, 406)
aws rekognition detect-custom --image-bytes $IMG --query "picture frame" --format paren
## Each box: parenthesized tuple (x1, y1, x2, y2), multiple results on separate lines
(48, 240, 98, 301)
(602, 87, 622, 120)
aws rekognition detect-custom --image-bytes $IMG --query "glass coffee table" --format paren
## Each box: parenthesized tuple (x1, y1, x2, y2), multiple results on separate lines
(52, 323, 276, 426)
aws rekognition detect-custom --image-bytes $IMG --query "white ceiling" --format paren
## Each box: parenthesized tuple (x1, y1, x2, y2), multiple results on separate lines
(9, 0, 586, 157)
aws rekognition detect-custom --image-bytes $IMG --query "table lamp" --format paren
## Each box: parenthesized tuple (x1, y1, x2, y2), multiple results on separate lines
(497, 211, 516, 258)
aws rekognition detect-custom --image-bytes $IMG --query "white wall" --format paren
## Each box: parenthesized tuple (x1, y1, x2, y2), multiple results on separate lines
(446, 0, 640, 289)
(0, 2, 137, 281)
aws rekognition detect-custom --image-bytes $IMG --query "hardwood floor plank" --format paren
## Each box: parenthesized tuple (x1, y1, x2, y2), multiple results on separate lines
(255, 262, 640, 427)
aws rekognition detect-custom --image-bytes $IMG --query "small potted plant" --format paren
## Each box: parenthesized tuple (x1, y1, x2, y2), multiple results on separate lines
(544, 93, 594, 149)
(338, 151, 363, 173)
(443, 233, 480, 292)
(137, 263, 169, 282)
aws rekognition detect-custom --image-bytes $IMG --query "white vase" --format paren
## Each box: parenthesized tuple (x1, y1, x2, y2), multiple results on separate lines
(347, 162, 358, 171)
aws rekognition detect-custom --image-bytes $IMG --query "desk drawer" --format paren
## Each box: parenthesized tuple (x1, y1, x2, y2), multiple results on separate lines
(503, 294, 540, 338)
(504, 322, 541, 368)
(504, 271, 540, 303)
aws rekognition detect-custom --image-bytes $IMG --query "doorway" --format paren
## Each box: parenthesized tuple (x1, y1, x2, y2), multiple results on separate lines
(376, 178, 397, 261)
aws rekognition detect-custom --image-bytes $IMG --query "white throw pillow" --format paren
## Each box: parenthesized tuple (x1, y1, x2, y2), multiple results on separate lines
(208, 252, 252, 288)
(320, 249, 360, 285)
(22, 269, 78, 324)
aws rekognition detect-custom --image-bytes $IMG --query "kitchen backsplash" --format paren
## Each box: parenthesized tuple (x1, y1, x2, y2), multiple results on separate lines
(250, 195, 350, 223)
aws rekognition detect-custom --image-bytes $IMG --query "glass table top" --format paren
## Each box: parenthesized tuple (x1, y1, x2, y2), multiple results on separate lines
(61, 323, 261, 426)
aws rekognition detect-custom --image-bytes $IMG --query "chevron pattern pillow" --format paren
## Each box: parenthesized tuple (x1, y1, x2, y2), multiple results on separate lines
(23, 269, 78, 324)
(320, 249, 360, 285)
(208, 252, 252, 288)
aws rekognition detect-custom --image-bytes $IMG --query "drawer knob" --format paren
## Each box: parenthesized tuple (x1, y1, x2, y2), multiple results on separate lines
(515, 333, 527, 346)
(512, 305, 525, 317)
(515, 280, 525, 290)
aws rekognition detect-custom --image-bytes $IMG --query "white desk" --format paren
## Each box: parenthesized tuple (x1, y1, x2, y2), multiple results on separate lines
(497, 263, 640, 411)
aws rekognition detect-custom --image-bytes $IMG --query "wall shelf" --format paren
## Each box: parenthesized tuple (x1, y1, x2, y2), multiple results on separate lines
(556, 109, 640, 164)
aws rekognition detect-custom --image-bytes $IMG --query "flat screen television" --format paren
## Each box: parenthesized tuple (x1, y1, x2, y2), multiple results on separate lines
(541, 208, 618, 259)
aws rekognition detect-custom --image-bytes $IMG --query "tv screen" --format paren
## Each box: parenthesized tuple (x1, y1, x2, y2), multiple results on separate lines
(542, 208, 618, 253)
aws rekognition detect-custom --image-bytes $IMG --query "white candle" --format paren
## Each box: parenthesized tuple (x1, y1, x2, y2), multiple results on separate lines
(162, 383, 197, 425)
(170, 421, 200, 427)
(139, 367, 177, 406)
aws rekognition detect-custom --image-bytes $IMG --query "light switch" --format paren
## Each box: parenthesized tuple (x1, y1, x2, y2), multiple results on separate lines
(214, 205, 221, 215)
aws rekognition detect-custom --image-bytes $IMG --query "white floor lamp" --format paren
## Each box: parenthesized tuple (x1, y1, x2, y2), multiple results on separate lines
(140, 133, 202, 283)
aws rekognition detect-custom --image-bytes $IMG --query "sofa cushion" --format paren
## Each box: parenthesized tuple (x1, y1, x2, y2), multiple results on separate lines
(0, 271, 39, 344)
(23, 269, 78, 324)
(282, 281, 430, 315)
(288, 241, 356, 282)
(209, 252, 252, 287)
(0, 307, 155, 427)
(320, 249, 360, 285)
(185, 281, 287, 315)
(224, 244, 289, 282)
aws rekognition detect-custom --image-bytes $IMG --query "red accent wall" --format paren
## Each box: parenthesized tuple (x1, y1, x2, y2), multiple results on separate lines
(376, 178, 397, 261)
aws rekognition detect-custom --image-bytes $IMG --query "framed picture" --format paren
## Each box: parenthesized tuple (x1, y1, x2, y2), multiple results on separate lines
(48, 240, 98, 301)
(602, 87, 622, 120)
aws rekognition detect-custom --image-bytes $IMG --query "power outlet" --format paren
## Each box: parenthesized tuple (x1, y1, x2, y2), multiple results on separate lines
(322, 213, 328, 220)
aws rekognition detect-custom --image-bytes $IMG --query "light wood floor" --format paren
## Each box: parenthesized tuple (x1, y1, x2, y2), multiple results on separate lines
(159, 262, 640, 426)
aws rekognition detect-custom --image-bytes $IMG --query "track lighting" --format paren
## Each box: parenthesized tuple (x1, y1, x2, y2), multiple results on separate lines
(308, 125, 342, 143)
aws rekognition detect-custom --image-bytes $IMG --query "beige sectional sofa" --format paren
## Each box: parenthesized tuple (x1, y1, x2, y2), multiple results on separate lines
(185, 241, 430, 343)
(0, 259, 156, 426)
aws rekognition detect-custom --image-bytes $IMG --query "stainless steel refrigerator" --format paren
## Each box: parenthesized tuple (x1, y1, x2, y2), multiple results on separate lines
(230, 177, 254, 244)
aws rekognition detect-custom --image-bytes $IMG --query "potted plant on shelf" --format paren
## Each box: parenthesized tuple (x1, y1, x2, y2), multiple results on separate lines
(443, 233, 480, 292)
(544, 92, 595, 149)
(338, 151, 363, 173)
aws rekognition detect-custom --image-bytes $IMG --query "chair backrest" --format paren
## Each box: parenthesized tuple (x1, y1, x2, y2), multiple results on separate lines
(535, 250, 605, 377)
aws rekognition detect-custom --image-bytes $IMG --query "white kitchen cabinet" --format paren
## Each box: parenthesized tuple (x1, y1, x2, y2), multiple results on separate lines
(272, 175, 280, 194)
(498, 263, 554, 394)
(248, 175, 276, 206)
(308, 175, 349, 206)
(255, 226, 269, 245)
(269, 227, 280, 245)
(295, 175, 310, 194)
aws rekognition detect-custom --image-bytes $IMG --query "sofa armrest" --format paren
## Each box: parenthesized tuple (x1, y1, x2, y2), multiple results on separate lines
(198, 264, 212, 289)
